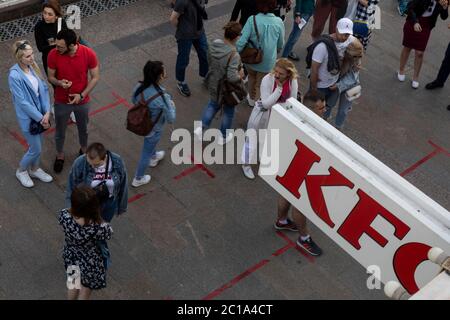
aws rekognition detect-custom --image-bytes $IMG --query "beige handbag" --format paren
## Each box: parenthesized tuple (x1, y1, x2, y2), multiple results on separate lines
(345, 85, 362, 101)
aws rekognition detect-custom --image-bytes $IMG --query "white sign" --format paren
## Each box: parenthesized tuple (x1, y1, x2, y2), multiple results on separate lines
(259, 98, 450, 294)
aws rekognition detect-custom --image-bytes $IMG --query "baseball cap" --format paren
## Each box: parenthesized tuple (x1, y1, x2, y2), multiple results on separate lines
(337, 18, 354, 35)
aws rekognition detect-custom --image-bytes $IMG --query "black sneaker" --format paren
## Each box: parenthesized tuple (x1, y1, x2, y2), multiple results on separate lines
(296, 236, 322, 256)
(288, 52, 300, 61)
(274, 218, 298, 231)
(53, 158, 64, 173)
(177, 82, 191, 97)
(425, 81, 444, 90)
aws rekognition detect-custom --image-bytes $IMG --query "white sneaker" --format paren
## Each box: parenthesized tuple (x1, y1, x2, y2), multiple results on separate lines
(218, 132, 233, 145)
(193, 126, 203, 141)
(149, 151, 165, 167)
(242, 165, 255, 180)
(247, 94, 255, 107)
(29, 168, 53, 182)
(397, 72, 406, 82)
(69, 112, 76, 123)
(131, 175, 151, 187)
(411, 80, 419, 89)
(16, 169, 34, 188)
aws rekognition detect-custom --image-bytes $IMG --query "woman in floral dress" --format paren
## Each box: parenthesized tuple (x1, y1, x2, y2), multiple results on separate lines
(59, 185, 113, 300)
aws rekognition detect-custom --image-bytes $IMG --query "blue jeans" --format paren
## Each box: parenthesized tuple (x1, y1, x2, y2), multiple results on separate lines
(19, 131, 43, 171)
(201, 100, 235, 137)
(334, 92, 353, 129)
(96, 198, 116, 271)
(282, 14, 311, 58)
(176, 33, 209, 83)
(318, 87, 340, 121)
(135, 130, 162, 179)
(398, 0, 410, 14)
(101, 197, 118, 223)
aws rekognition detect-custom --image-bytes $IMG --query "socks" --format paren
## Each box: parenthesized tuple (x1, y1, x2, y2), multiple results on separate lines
(300, 235, 310, 242)
(278, 219, 288, 225)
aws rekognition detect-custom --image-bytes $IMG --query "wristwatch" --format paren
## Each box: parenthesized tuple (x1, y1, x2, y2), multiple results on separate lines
(79, 93, 84, 101)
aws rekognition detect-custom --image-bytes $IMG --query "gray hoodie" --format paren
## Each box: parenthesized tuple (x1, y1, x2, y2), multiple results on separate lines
(206, 39, 242, 102)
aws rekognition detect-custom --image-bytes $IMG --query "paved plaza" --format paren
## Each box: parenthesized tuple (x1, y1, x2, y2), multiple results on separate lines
(0, 0, 449, 299)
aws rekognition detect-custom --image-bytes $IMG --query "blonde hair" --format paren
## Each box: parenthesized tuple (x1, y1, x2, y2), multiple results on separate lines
(341, 38, 364, 75)
(12, 40, 43, 79)
(273, 58, 298, 81)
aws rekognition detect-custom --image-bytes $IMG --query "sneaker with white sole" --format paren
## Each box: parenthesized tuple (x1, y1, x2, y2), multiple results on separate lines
(194, 126, 203, 141)
(397, 72, 406, 82)
(149, 151, 165, 167)
(29, 168, 53, 182)
(131, 175, 151, 187)
(217, 132, 233, 145)
(242, 165, 255, 180)
(411, 80, 419, 89)
(16, 169, 34, 188)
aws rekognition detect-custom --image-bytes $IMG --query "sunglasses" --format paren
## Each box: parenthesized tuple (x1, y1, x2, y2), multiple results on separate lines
(15, 40, 30, 54)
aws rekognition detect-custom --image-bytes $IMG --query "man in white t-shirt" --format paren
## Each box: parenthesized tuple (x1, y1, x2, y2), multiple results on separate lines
(310, 18, 355, 120)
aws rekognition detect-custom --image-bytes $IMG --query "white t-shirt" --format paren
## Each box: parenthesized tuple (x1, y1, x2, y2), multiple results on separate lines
(91, 158, 114, 198)
(335, 35, 356, 58)
(312, 43, 340, 89)
(25, 72, 39, 97)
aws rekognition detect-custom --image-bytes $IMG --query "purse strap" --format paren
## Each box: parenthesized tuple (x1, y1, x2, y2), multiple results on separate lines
(253, 16, 261, 48)
(224, 51, 236, 80)
(99, 151, 110, 183)
(140, 89, 165, 132)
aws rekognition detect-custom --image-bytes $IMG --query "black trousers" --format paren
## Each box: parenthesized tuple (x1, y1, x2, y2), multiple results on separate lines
(435, 42, 450, 85)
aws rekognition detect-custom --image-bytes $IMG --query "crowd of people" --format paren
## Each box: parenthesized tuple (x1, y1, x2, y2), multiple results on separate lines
(6, 0, 449, 299)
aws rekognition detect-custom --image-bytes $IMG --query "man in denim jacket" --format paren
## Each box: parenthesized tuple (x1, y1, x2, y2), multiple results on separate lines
(66, 142, 128, 222)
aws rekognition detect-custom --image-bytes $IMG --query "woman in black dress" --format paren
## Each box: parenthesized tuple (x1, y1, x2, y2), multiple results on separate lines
(34, 0, 67, 76)
(59, 185, 113, 300)
(398, 0, 448, 88)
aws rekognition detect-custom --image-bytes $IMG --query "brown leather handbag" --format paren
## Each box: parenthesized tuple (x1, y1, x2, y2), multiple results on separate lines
(239, 16, 264, 64)
(218, 51, 247, 107)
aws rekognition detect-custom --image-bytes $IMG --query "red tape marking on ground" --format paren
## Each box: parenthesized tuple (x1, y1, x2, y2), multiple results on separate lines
(400, 140, 450, 177)
(128, 193, 146, 203)
(400, 149, 441, 177)
(89, 98, 125, 117)
(190, 155, 215, 178)
(272, 243, 294, 257)
(275, 231, 316, 263)
(112, 91, 133, 109)
(202, 239, 310, 300)
(202, 259, 271, 300)
(173, 166, 200, 180)
(172, 155, 216, 180)
(428, 140, 450, 157)
(8, 130, 28, 149)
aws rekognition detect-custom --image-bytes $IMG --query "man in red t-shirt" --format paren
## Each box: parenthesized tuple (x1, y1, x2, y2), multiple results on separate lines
(47, 29, 100, 173)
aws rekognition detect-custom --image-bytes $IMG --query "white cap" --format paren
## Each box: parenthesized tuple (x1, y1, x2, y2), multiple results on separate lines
(337, 18, 354, 35)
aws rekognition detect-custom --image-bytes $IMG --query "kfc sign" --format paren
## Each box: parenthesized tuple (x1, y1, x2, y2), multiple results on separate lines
(260, 99, 450, 294)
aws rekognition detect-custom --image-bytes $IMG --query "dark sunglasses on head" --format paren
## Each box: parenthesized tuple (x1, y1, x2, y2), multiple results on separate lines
(15, 40, 30, 54)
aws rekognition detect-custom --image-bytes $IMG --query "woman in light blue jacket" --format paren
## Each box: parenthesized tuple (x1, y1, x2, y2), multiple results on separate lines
(131, 61, 176, 188)
(8, 40, 53, 188)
